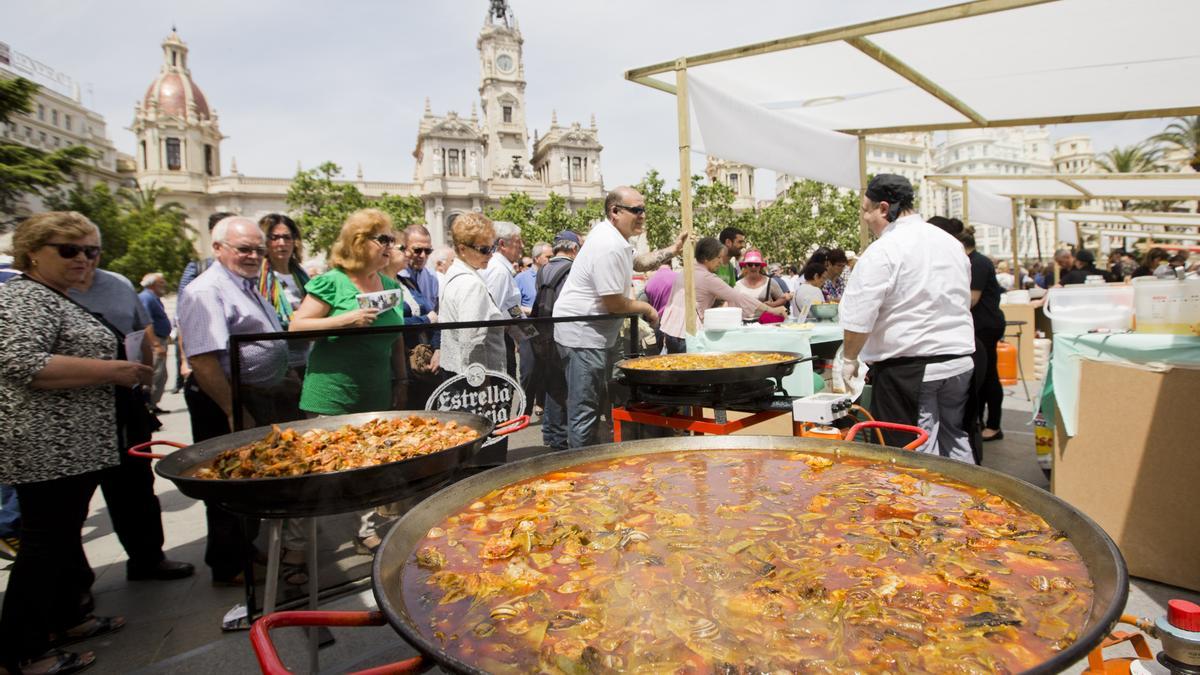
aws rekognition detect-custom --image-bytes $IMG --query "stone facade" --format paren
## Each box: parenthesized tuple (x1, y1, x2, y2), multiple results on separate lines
(129, 1, 603, 251)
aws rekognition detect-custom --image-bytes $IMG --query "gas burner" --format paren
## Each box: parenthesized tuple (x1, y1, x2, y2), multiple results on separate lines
(626, 378, 784, 408)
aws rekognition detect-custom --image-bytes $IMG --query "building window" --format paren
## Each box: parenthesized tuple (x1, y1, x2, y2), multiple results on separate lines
(728, 173, 739, 195)
(748, 172, 754, 196)
(204, 144, 215, 176)
(502, 106, 512, 123)
(51, 109, 58, 126)
(24, 126, 32, 139)
(141, 141, 147, 169)
(52, 136, 59, 147)
(172, 51, 177, 66)
(64, 114, 72, 131)
(166, 137, 182, 170)
(448, 149, 461, 176)
(571, 156, 583, 182)
(39, 131, 46, 145)
(37, 104, 44, 120)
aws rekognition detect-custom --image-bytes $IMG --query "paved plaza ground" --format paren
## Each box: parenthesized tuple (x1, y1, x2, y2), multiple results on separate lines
(1, 349, 1196, 673)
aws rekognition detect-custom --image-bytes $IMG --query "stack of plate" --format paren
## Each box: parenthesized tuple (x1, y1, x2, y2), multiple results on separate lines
(703, 307, 743, 330)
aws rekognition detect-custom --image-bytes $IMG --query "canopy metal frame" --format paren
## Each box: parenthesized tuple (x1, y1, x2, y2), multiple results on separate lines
(626, 0, 1200, 333)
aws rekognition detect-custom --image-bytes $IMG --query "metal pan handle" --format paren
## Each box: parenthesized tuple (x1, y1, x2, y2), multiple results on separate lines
(491, 415, 530, 437)
(843, 421, 929, 451)
(128, 439, 186, 460)
(250, 610, 427, 675)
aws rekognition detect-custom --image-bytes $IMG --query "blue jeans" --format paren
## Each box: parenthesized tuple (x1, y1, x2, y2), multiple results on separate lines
(0, 484, 18, 537)
(559, 344, 609, 449)
(542, 378, 568, 451)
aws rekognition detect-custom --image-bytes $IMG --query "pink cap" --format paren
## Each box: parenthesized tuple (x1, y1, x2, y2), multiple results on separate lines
(739, 250, 766, 267)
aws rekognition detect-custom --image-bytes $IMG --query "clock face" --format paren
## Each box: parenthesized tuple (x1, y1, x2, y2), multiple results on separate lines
(496, 54, 514, 73)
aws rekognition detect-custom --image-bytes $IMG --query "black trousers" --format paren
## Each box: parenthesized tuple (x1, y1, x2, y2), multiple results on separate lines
(980, 336, 1004, 430)
(183, 377, 259, 578)
(99, 451, 165, 569)
(0, 471, 101, 665)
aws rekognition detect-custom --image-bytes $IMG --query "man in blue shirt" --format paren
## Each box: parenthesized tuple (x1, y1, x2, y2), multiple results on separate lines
(516, 242, 550, 315)
(399, 225, 439, 311)
(139, 273, 172, 411)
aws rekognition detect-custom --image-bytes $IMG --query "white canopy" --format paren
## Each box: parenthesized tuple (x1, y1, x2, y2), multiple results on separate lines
(929, 174, 1200, 202)
(630, 0, 1200, 142)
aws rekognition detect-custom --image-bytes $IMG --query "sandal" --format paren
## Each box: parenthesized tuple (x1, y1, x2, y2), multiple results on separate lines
(6, 648, 96, 675)
(355, 534, 382, 556)
(279, 550, 308, 586)
(48, 615, 124, 649)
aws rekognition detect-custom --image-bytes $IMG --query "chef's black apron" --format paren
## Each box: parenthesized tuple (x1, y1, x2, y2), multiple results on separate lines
(868, 352, 972, 448)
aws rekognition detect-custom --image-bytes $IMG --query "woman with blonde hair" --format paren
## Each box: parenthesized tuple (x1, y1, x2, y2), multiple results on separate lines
(439, 212, 506, 375)
(0, 212, 152, 675)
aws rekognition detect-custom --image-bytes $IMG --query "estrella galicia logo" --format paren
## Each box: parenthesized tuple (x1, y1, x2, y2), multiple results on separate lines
(426, 364, 526, 441)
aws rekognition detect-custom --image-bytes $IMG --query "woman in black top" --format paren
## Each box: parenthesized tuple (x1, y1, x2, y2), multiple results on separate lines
(960, 232, 1006, 442)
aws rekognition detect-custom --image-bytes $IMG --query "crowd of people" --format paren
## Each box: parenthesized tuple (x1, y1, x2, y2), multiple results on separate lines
(2, 175, 1197, 672)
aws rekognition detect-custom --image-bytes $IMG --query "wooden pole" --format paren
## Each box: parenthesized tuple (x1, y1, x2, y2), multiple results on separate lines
(858, 135, 869, 251)
(676, 59, 698, 336)
(1011, 199, 1021, 288)
(961, 177, 970, 230)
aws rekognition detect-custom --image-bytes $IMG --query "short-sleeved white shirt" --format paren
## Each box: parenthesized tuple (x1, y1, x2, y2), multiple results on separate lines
(482, 253, 521, 316)
(553, 220, 634, 349)
(838, 214, 975, 374)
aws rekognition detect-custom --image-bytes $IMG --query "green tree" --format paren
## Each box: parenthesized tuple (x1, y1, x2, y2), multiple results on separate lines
(486, 190, 537, 244)
(374, 192, 426, 231)
(527, 193, 573, 249)
(1152, 115, 1200, 172)
(108, 185, 194, 286)
(754, 179, 860, 264)
(569, 199, 603, 234)
(634, 169, 680, 250)
(1096, 142, 1164, 210)
(0, 77, 94, 229)
(45, 182, 128, 261)
(286, 162, 367, 255)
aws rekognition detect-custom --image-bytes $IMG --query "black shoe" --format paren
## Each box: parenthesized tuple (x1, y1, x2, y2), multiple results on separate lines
(150, 406, 167, 415)
(127, 559, 195, 581)
(982, 430, 1005, 442)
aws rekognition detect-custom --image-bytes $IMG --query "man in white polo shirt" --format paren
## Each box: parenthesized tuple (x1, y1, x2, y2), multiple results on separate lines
(837, 174, 976, 462)
(553, 186, 660, 448)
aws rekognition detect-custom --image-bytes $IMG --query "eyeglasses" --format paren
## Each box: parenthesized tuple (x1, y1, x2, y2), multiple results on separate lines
(469, 243, 497, 256)
(614, 204, 646, 216)
(408, 247, 433, 256)
(268, 233, 294, 242)
(221, 241, 266, 257)
(45, 243, 101, 260)
(373, 234, 396, 247)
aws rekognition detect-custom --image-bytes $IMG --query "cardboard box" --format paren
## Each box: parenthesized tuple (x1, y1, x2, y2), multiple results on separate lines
(1053, 359, 1200, 592)
(1001, 302, 1037, 377)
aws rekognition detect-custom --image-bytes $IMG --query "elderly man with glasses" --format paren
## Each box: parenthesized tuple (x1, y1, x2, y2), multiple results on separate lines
(178, 216, 300, 585)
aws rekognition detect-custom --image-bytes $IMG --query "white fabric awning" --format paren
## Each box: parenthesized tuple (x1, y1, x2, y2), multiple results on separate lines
(630, 0, 1200, 136)
(931, 174, 1200, 201)
(967, 183, 1014, 229)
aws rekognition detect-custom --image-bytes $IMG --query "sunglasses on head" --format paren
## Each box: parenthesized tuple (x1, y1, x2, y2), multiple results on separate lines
(614, 204, 646, 216)
(46, 243, 102, 260)
(408, 247, 433, 256)
(372, 234, 396, 247)
(469, 243, 497, 256)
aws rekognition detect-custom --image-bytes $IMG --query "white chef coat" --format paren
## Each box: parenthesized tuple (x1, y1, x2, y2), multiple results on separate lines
(553, 220, 634, 349)
(838, 214, 975, 380)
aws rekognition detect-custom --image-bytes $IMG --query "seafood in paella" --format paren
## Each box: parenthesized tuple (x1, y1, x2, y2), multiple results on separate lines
(403, 450, 1093, 673)
(622, 352, 794, 371)
(194, 416, 479, 479)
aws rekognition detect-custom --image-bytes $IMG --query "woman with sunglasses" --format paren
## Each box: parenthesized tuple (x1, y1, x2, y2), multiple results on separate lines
(0, 212, 153, 675)
(734, 250, 793, 322)
(439, 212, 507, 377)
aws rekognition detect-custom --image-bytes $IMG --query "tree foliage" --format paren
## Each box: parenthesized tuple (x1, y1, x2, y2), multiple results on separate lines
(1152, 115, 1200, 172)
(108, 186, 194, 287)
(285, 161, 424, 256)
(0, 77, 94, 229)
(45, 182, 127, 260)
(487, 192, 600, 253)
(752, 179, 861, 264)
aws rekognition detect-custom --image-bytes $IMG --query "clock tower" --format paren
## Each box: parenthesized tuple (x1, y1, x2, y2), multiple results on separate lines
(477, 0, 530, 179)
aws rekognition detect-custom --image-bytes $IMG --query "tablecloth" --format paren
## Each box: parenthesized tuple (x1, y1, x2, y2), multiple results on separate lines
(685, 323, 844, 397)
(1047, 333, 1200, 436)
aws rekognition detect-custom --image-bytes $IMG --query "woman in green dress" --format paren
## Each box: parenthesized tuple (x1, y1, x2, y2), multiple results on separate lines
(290, 208, 408, 415)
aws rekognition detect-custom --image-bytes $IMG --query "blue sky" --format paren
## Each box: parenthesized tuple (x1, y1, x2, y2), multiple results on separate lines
(5, 0, 1176, 200)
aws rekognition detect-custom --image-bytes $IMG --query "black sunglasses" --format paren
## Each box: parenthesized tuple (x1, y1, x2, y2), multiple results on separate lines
(46, 243, 102, 260)
(373, 234, 396, 247)
(614, 204, 646, 216)
(408, 247, 433, 256)
(469, 243, 497, 256)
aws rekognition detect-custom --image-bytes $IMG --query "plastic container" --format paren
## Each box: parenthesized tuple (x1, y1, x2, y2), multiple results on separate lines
(997, 341, 1018, 385)
(810, 303, 839, 321)
(1004, 289, 1031, 304)
(1132, 277, 1200, 335)
(1043, 285, 1134, 334)
(703, 307, 742, 330)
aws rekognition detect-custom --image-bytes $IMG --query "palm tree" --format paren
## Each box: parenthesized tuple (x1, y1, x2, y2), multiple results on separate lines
(119, 184, 188, 227)
(1152, 115, 1200, 172)
(1095, 142, 1164, 210)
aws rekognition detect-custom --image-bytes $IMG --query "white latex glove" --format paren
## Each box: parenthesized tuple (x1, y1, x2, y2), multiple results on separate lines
(831, 356, 860, 395)
(842, 357, 860, 382)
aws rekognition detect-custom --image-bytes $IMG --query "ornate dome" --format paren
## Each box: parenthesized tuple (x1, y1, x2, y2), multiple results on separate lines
(141, 29, 211, 120)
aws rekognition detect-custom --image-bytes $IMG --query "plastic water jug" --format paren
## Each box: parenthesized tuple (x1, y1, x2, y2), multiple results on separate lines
(997, 341, 1018, 386)
(1132, 277, 1200, 336)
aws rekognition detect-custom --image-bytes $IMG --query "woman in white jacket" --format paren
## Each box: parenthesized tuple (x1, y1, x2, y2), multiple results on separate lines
(438, 212, 506, 375)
